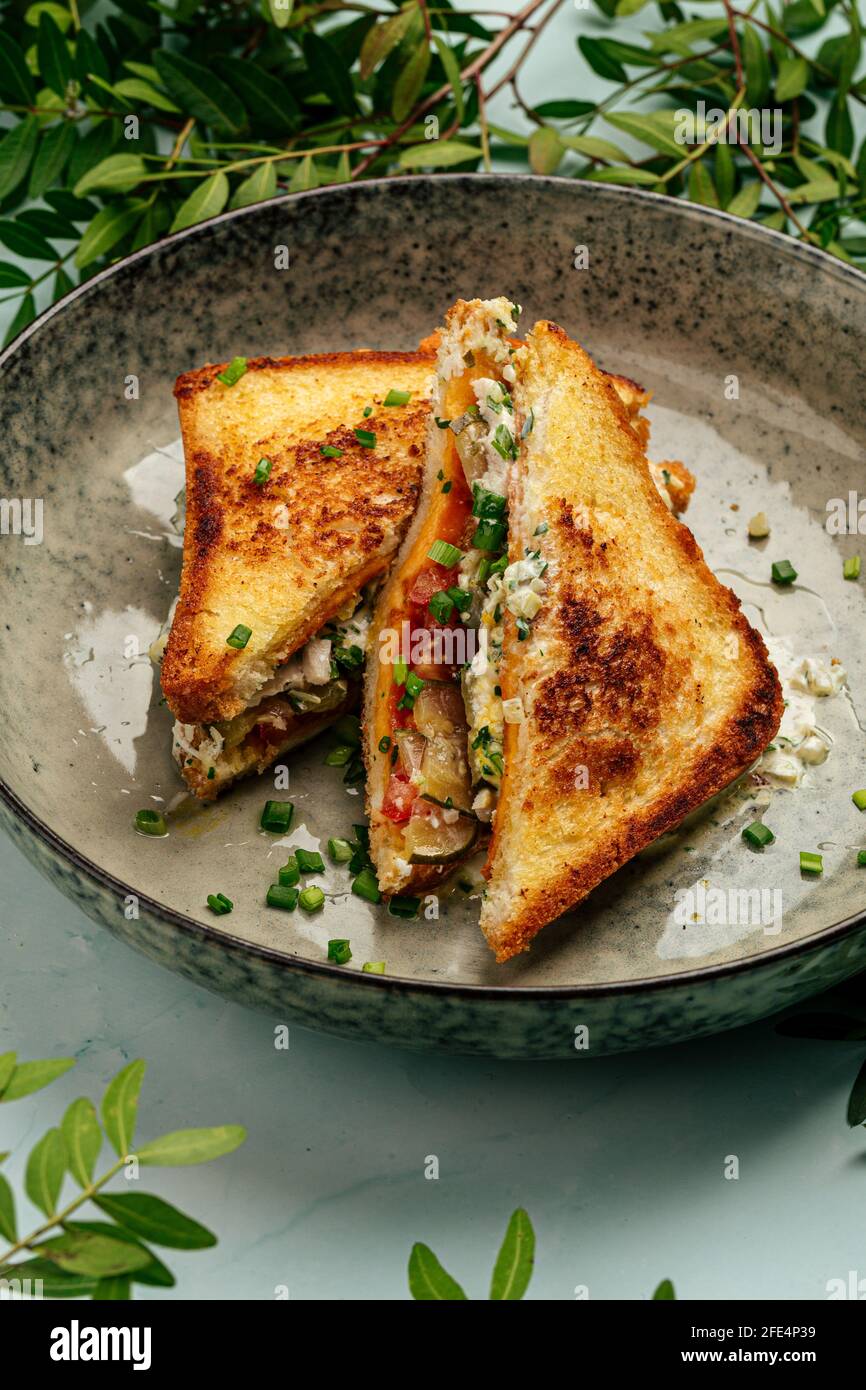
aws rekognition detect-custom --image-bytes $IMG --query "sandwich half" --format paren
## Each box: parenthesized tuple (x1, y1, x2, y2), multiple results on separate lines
(161, 349, 434, 799)
(363, 298, 783, 957)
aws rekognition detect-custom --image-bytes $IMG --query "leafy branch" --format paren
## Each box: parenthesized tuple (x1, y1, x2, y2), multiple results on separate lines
(0, 0, 863, 348)
(0, 1049, 245, 1299)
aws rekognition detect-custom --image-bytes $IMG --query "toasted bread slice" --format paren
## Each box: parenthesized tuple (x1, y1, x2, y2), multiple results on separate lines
(480, 322, 783, 961)
(161, 351, 435, 727)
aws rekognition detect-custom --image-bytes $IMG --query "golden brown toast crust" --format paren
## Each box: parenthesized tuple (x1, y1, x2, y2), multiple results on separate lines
(481, 322, 783, 962)
(162, 351, 434, 725)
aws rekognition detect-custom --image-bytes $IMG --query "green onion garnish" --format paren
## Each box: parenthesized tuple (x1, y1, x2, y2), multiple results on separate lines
(858, 850, 866, 866)
(428, 591, 455, 623)
(472, 519, 508, 552)
(328, 837, 354, 864)
(354, 428, 376, 448)
(393, 660, 409, 685)
(353, 823, 370, 849)
(320, 445, 343, 458)
(844, 556, 861, 580)
(216, 356, 247, 387)
(447, 586, 471, 613)
(206, 892, 233, 915)
(384, 389, 411, 407)
(134, 808, 167, 837)
(279, 858, 300, 887)
(442, 480, 452, 494)
(363, 405, 373, 418)
(427, 539, 463, 566)
(253, 457, 272, 485)
(328, 938, 352, 964)
(742, 822, 774, 849)
(261, 800, 294, 833)
(771, 559, 797, 585)
(343, 756, 365, 786)
(299, 885, 325, 912)
(490, 424, 518, 462)
(388, 896, 420, 918)
(362, 960, 386, 973)
(516, 617, 530, 641)
(351, 867, 381, 904)
(266, 884, 298, 911)
(853, 790, 866, 811)
(434, 417, 451, 430)
(325, 745, 353, 767)
(378, 735, 392, 753)
(472, 485, 507, 521)
(489, 554, 509, 576)
(296, 848, 325, 874)
(405, 671, 425, 698)
(800, 851, 823, 875)
(226, 624, 252, 649)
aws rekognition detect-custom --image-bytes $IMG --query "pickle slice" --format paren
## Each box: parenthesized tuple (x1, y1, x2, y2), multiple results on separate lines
(404, 805, 478, 864)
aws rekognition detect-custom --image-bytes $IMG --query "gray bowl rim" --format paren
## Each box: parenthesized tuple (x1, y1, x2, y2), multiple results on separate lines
(2, 172, 865, 1002)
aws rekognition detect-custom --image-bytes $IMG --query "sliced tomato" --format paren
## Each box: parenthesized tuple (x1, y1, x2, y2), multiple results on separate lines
(408, 562, 457, 612)
(381, 769, 417, 823)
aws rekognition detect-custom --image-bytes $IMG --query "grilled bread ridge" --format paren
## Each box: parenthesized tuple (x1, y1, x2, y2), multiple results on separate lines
(480, 322, 783, 962)
(161, 350, 435, 725)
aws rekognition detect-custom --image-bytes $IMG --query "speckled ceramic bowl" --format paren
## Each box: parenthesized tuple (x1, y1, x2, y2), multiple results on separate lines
(2, 175, 865, 1058)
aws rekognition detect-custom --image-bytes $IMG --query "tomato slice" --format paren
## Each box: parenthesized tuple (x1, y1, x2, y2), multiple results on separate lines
(408, 562, 457, 611)
(381, 769, 417, 823)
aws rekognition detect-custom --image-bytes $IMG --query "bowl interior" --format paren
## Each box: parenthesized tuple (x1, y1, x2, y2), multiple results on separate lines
(1, 175, 865, 988)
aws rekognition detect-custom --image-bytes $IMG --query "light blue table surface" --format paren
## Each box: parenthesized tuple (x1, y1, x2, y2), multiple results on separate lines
(2, 4, 865, 1303)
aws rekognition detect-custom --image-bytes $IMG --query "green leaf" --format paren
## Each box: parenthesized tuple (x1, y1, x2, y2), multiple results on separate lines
(654, 1277, 676, 1299)
(847, 1058, 866, 1125)
(153, 50, 246, 134)
(287, 154, 318, 191)
(0, 117, 39, 202)
(578, 36, 627, 84)
(25, 1127, 66, 1217)
(392, 41, 430, 124)
(64, 1220, 175, 1286)
(533, 100, 595, 119)
(37, 11, 72, 99)
(37, 1230, 152, 1278)
(787, 177, 840, 205)
(826, 95, 854, 159)
(170, 171, 230, 233)
(561, 133, 629, 163)
(726, 181, 762, 218)
(408, 1242, 467, 1300)
(61, 1097, 102, 1188)
(775, 56, 809, 102)
(52, 266, 74, 302)
(267, 0, 295, 26)
(25, 3, 72, 29)
(585, 165, 663, 186)
(615, 0, 650, 12)
(214, 56, 298, 133)
(360, 8, 416, 80)
(688, 159, 718, 208)
(75, 200, 143, 269)
(303, 33, 357, 117)
(136, 1124, 246, 1166)
(432, 34, 465, 124)
(73, 153, 147, 198)
(230, 161, 277, 210)
(19, 208, 73, 239)
(0, 1052, 16, 1094)
(743, 26, 771, 107)
(489, 1208, 535, 1300)
(0, 1172, 16, 1242)
(3, 291, 36, 348)
(398, 139, 481, 169)
(74, 27, 109, 97)
(605, 110, 682, 158)
(94, 1192, 216, 1249)
(528, 126, 564, 175)
(101, 1059, 146, 1159)
(67, 121, 120, 190)
(714, 141, 735, 207)
(94, 1276, 131, 1299)
(0, 263, 31, 288)
(112, 78, 181, 114)
(0, 1056, 75, 1101)
(27, 120, 75, 198)
(6, 1257, 98, 1298)
(46, 189, 98, 222)
(0, 32, 36, 106)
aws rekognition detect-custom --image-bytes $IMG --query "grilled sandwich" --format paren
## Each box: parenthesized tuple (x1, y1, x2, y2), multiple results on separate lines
(363, 298, 782, 958)
(160, 349, 435, 799)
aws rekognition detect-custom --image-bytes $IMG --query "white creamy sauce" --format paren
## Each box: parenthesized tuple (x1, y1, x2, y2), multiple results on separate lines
(758, 637, 847, 787)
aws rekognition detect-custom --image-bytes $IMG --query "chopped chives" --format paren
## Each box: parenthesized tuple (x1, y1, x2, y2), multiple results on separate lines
(216, 356, 247, 387)
(328, 837, 354, 864)
(388, 895, 420, 918)
(320, 445, 343, 458)
(427, 539, 463, 566)
(278, 858, 300, 887)
(428, 590, 455, 623)
(404, 671, 425, 698)
(472, 486, 507, 520)
(742, 822, 774, 849)
(207, 892, 233, 915)
(324, 744, 353, 766)
(363, 405, 373, 417)
(853, 790, 866, 811)
(252, 457, 272, 485)
(434, 417, 451, 430)
(295, 848, 325, 874)
(516, 617, 530, 641)
(354, 428, 376, 448)
(226, 624, 252, 649)
(843, 555, 861, 580)
(266, 884, 298, 911)
(207, 767, 215, 780)
(362, 960, 386, 973)
(771, 559, 797, 585)
(384, 389, 411, 407)
(393, 660, 409, 685)
(490, 424, 517, 461)
(800, 851, 823, 875)
(351, 867, 381, 903)
(472, 519, 508, 552)
(442, 480, 452, 493)
(134, 808, 167, 837)
(260, 799, 294, 833)
(328, 938, 352, 964)
(299, 885, 325, 912)
(378, 735, 392, 753)
(858, 850, 866, 867)
(447, 586, 471, 613)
